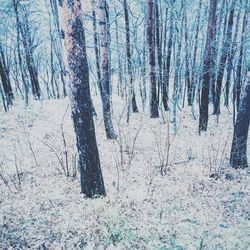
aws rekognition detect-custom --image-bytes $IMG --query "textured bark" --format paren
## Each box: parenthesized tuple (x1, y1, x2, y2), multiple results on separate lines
(163, 10, 173, 111)
(155, 0, 166, 110)
(224, 4, 241, 107)
(0, 45, 13, 107)
(123, 0, 138, 118)
(191, 0, 202, 103)
(13, 0, 29, 106)
(213, 0, 235, 115)
(98, 0, 117, 139)
(184, 13, 192, 106)
(19, 7, 41, 99)
(210, 0, 226, 105)
(91, 0, 101, 89)
(235, 3, 248, 110)
(147, 0, 159, 118)
(50, 0, 67, 97)
(58, 0, 106, 197)
(199, 0, 217, 133)
(114, 6, 123, 97)
(230, 63, 250, 168)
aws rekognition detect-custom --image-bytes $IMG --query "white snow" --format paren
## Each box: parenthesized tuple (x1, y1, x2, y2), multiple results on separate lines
(0, 94, 249, 249)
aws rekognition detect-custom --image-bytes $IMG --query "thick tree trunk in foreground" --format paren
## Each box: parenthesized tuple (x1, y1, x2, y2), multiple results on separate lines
(58, 0, 106, 197)
(147, 0, 159, 118)
(199, 0, 217, 133)
(230, 63, 250, 169)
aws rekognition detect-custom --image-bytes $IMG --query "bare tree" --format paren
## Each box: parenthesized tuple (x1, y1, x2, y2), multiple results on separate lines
(98, 0, 117, 139)
(230, 62, 250, 168)
(147, 0, 159, 118)
(199, 0, 217, 133)
(57, 0, 106, 197)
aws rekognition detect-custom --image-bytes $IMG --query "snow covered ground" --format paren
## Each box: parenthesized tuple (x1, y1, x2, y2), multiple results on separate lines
(0, 95, 249, 249)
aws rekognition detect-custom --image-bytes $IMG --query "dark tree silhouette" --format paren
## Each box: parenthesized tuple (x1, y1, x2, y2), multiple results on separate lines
(230, 63, 250, 169)
(98, 0, 117, 139)
(58, 0, 106, 197)
(147, 0, 159, 118)
(199, 0, 217, 133)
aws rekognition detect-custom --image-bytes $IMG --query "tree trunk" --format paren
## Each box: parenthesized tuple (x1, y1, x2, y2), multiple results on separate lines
(155, 0, 166, 110)
(20, 7, 41, 99)
(213, 0, 235, 115)
(147, 0, 159, 118)
(199, 0, 217, 133)
(98, 0, 117, 139)
(230, 63, 250, 168)
(184, 13, 192, 106)
(0, 44, 13, 107)
(191, 0, 202, 104)
(13, 0, 29, 107)
(224, 3, 241, 107)
(210, 0, 226, 105)
(234, 2, 248, 110)
(50, 0, 67, 97)
(123, 0, 138, 119)
(163, 9, 173, 111)
(57, 0, 106, 197)
(114, 6, 123, 97)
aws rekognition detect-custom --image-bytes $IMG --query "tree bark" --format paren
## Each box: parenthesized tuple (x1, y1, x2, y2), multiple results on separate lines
(98, 0, 117, 139)
(147, 0, 159, 118)
(235, 2, 248, 110)
(163, 9, 173, 111)
(123, 0, 138, 119)
(0, 44, 13, 107)
(58, 0, 106, 197)
(199, 0, 217, 133)
(213, 0, 235, 115)
(230, 63, 250, 168)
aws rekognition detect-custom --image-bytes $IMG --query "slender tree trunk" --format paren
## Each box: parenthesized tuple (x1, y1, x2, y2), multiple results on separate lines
(123, 0, 138, 121)
(147, 0, 159, 118)
(210, 0, 226, 105)
(213, 0, 235, 115)
(47, 3, 56, 99)
(0, 45, 13, 107)
(191, 0, 202, 104)
(13, 0, 29, 107)
(91, 0, 101, 90)
(50, 0, 67, 97)
(163, 10, 174, 111)
(235, 1, 248, 110)
(114, 6, 123, 97)
(230, 63, 250, 168)
(184, 13, 192, 106)
(98, 0, 117, 139)
(199, 0, 217, 133)
(0, 82, 7, 112)
(162, 7, 169, 111)
(155, 0, 165, 110)
(20, 7, 41, 99)
(224, 3, 241, 107)
(140, 20, 147, 110)
(58, 0, 106, 197)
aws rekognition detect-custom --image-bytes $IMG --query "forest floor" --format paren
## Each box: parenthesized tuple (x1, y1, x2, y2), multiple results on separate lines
(0, 95, 249, 249)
